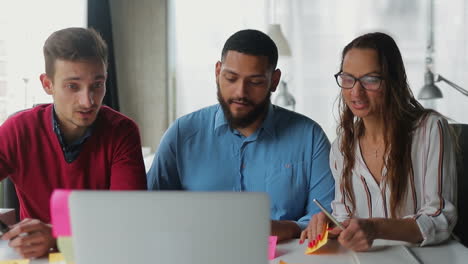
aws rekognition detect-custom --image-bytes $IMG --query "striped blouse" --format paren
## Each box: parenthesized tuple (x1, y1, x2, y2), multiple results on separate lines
(330, 113, 457, 246)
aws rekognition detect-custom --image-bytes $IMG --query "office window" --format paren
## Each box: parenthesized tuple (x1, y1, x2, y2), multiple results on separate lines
(0, 0, 87, 124)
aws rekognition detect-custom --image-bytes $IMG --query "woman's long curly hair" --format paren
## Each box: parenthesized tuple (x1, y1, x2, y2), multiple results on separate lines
(337, 32, 430, 218)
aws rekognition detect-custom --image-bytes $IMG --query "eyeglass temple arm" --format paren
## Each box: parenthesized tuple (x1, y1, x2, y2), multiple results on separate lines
(435, 74, 468, 97)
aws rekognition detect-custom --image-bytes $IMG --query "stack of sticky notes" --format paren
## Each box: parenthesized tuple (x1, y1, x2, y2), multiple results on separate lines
(50, 190, 74, 264)
(304, 224, 329, 255)
(49, 252, 67, 264)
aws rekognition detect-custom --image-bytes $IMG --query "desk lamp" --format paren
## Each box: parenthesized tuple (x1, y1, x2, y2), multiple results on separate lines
(418, 0, 468, 100)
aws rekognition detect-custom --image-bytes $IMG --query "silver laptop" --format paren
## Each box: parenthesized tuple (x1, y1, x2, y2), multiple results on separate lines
(69, 191, 270, 264)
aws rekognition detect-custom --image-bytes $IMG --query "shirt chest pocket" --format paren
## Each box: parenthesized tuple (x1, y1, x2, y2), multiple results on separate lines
(265, 162, 309, 207)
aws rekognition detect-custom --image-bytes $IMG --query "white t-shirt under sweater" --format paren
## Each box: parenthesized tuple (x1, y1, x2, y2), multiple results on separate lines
(330, 113, 457, 246)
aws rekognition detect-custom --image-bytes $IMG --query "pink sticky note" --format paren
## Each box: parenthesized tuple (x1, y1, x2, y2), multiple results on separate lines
(50, 189, 72, 237)
(268, 235, 278, 260)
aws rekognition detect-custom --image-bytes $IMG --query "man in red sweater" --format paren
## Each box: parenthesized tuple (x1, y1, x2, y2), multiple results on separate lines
(0, 27, 147, 258)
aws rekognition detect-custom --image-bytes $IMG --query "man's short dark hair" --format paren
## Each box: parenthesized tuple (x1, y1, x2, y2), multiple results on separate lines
(43, 27, 108, 78)
(221, 29, 278, 70)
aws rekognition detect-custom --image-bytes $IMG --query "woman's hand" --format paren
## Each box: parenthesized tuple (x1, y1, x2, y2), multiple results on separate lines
(338, 218, 378, 251)
(299, 212, 342, 247)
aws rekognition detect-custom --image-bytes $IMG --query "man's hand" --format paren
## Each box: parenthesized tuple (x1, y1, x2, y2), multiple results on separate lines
(271, 220, 301, 242)
(1, 218, 56, 258)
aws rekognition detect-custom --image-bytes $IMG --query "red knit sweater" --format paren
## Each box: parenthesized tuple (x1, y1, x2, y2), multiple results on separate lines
(0, 104, 147, 222)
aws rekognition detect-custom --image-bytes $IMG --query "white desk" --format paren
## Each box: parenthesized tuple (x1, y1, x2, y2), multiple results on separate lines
(270, 239, 468, 264)
(1, 238, 467, 263)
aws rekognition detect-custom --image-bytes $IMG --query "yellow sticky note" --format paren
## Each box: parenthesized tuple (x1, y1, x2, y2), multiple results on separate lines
(0, 260, 29, 264)
(49, 252, 65, 263)
(304, 224, 329, 254)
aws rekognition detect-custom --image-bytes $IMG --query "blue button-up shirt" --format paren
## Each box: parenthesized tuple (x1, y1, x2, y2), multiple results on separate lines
(147, 104, 334, 229)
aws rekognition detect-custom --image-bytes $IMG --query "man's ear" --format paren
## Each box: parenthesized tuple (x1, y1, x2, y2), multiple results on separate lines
(270, 69, 282, 92)
(215, 61, 222, 80)
(40, 74, 54, 95)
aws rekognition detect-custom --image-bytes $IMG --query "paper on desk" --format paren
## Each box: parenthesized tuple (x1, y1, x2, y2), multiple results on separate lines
(304, 224, 329, 254)
(269, 236, 278, 260)
(0, 240, 28, 263)
(0, 260, 29, 264)
(50, 190, 72, 237)
(352, 245, 421, 264)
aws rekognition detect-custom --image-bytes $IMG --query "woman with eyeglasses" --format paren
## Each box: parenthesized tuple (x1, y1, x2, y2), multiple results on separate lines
(300, 32, 457, 251)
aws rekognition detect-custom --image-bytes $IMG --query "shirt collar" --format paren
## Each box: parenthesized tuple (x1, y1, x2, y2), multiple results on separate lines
(260, 103, 276, 138)
(213, 103, 277, 139)
(214, 104, 228, 132)
(51, 105, 93, 148)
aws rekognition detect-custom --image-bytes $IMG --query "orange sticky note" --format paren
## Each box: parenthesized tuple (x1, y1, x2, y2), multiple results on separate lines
(304, 224, 329, 254)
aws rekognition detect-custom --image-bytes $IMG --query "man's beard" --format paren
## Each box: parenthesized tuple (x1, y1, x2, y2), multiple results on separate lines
(217, 82, 271, 129)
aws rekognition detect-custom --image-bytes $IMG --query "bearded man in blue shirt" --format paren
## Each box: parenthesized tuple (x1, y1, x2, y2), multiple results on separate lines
(147, 29, 334, 241)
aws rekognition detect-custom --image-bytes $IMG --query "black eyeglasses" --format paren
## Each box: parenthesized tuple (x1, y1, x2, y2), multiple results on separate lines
(334, 72, 383, 91)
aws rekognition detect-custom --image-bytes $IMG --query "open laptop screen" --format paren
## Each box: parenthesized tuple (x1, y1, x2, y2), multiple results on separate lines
(69, 191, 270, 264)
